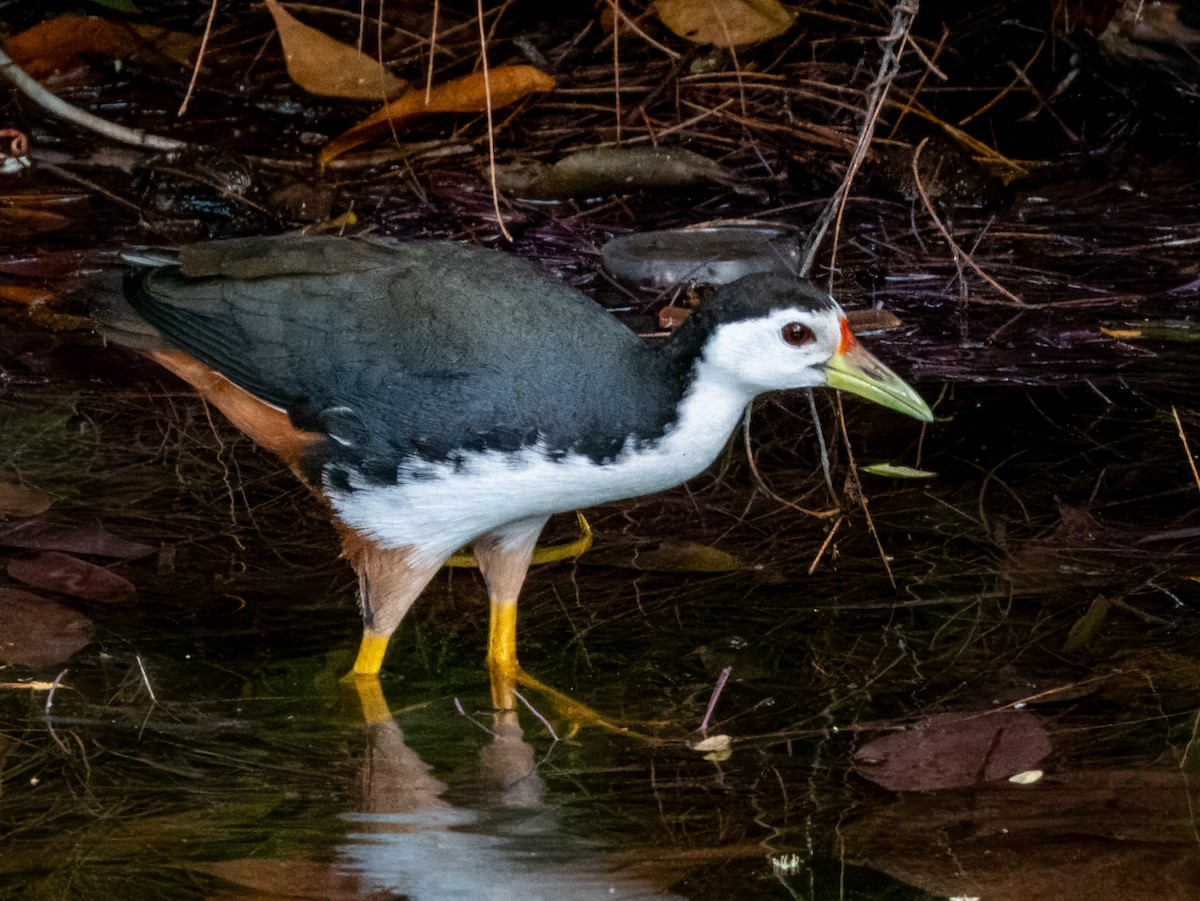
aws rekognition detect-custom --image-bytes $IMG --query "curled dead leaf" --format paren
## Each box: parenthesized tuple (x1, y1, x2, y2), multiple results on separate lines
(656, 0, 794, 47)
(321, 66, 556, 165)
(263, 0, 407, 100)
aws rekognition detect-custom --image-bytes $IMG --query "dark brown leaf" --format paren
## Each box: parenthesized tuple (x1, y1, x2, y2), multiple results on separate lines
(853, 710, 1051, 791)
(8, 551, 136, 604)
(0, 587, 93, 667)
(0, 520, 155, 558)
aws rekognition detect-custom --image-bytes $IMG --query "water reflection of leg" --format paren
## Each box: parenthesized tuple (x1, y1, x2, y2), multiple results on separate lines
(478, 709, 544, 808)
(345, 675, 449, 816)
(338, 678, 685, 899)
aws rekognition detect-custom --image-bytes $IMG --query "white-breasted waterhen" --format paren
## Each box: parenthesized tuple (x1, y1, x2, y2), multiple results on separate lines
(103, 235, 932, 707)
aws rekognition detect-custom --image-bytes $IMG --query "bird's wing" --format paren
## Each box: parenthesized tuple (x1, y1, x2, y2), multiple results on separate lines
(124, 240, 665, 466)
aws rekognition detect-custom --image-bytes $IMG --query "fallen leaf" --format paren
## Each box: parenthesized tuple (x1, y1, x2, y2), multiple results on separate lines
(0, 587, 94, 667)
(0, 520, 155, 558)
(0, 206, 72, 238)
(853, 710, 1051, 792)
(692, 734, 732, 752)
(0, 285, 57, 307)
(1101, 320, 1200, 343)
(5, 15, 198, 80)
(0, 481, 54, 517)
(659, 304, 693, 329)
(1009, 769, 1044, 784)
(0, 249, 96, 277)
(860, 463, 938, 479)
(1063, 595, 1111, 653)
(844, 309, 903, 334)
(8, 551, 137, 604)
(321, 66, 556, 164)
(0, 680, 65, 690)
(496, 146, 728, 200)
(636, 540, 743, 572)
(656, 0, 794, 47)
(263, 0, 407, 100)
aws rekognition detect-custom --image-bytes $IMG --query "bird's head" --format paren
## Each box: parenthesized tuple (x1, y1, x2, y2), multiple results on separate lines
(675, 272, 933, 422)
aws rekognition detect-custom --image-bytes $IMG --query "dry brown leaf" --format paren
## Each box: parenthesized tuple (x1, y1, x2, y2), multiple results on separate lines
(0, 587, 94, 667)
(5, 15, 198, 80)
(321, 66, 556, 165)
(0, 285, 57, 307)
(656, 0, 794, 47)
(263, 0, 407, 100)
(0, 481, 54, 517)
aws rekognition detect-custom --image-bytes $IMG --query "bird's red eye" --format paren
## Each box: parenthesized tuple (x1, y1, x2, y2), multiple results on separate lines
(781, 322, 815, 347)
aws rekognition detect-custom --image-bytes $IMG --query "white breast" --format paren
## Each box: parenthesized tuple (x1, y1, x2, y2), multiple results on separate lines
(327, 357, 755, 564)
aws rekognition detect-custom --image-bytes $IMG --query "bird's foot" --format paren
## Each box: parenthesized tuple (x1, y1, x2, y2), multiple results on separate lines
(445, 512, 593, 568)
(488, 656, 652, 740)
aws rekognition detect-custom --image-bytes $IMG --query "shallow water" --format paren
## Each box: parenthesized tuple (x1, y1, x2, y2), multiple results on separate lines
(3, 327, 1198, 900)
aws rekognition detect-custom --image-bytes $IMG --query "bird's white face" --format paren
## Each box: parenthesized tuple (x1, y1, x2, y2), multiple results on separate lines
(701, 305, 847, 394)
(698, 303, 934, 420)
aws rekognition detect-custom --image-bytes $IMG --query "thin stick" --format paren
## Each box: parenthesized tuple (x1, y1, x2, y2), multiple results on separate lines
(911, 136, 1025, 305)
(136, 654, 158, 704)
(425, 0, 440, 102)
(512, 688, 559, 741)
(178, 0, 218, 117)
(836, 395, 895, 588)
(741, 408, 841, 519)
(612, 0, 621, 142)
(453, 696, 500, 737)
(802, 0, 917, 281)
(699, 665, 732, 734)
(476, 0, 512, 241)
(1181, 708, 1199, 771)
(0, 48, 186, 150)
(45, 668, 68, 714)
(807, 388, 835, 497)
(1172, 406, 1200, 497)
(807, 515, 843, 575)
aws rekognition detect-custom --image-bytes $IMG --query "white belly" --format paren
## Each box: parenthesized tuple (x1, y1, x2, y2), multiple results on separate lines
(327, 369, 753, 563)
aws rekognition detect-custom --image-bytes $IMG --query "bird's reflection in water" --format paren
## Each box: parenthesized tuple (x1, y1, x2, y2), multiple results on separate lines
(336, 679, 679, 900)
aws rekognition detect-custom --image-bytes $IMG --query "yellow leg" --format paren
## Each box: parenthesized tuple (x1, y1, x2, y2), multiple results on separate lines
(349, 672, 393, 725)
(348, 630, 391, 677)
(487, 599, 519, 709)
(529, 511, 593, 565)
(446, 512, 593, 568)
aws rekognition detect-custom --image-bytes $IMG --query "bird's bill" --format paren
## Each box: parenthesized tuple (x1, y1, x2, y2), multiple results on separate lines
(824, 321, 933, 422)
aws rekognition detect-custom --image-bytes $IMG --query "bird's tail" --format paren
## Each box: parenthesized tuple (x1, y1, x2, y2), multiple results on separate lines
(91, 248, 179, 351)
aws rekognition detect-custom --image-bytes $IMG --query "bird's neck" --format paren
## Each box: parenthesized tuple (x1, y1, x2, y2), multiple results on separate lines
(645, 340, 759, 479)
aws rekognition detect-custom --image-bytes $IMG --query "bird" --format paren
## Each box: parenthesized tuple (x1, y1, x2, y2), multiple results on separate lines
(100, 235, 932, 708)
